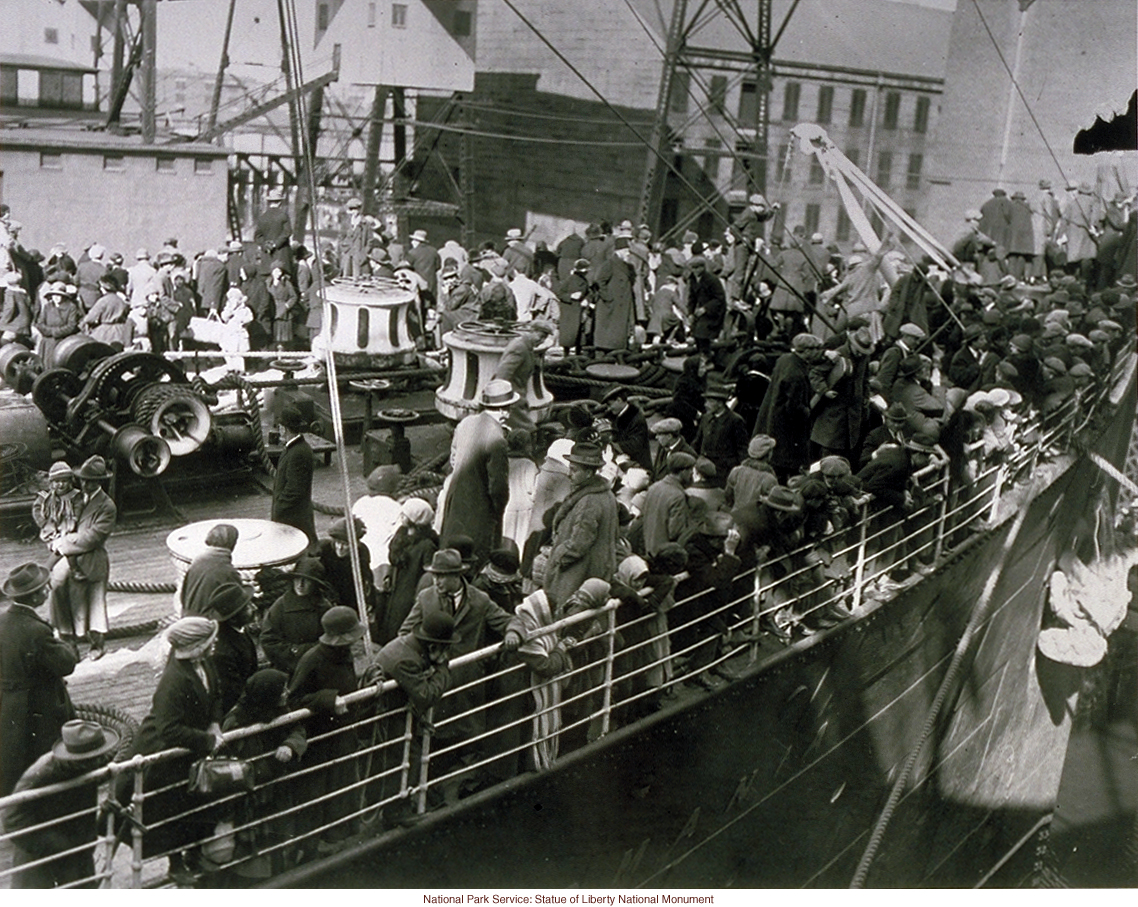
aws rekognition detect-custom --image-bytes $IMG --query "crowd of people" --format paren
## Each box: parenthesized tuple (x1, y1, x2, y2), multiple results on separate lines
(0, 179, 1135, 887)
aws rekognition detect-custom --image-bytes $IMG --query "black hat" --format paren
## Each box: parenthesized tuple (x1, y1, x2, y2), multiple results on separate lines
(279, 404, 309, 433)
(320, 606, 365, 646)
(565, 441, 604, 469)
(600, 384, 628, 404)
(415, 611, 456, 646)
(206, 582, 252, 622)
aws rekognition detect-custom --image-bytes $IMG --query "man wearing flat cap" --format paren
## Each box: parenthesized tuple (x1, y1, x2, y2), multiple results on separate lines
(754, 333, 822, 482)
(0, 563, 79, 797)
(47, 456, 117, 660)
(695, 384, 749, 484)
(272, 403, 316, 544)
(687, 255, 727, 357)
(181, 522, 243, 617)
(649, 416, 696, 481)
(642, 450, 696, 556)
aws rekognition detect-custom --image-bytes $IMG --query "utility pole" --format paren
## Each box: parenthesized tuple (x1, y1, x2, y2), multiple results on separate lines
(140, 0, 157, 143)
(750, 0, 773, 195)
(362, 86, 389, 217)
(207, 0, 239, 136)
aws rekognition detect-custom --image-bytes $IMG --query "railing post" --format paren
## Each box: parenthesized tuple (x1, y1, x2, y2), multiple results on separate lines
(932, 467, 950, 564)
(598, 605, 617, 738)
(851, 502, 870, 611)
(130, 767, 144, 889)
(749, 569, 764, 663)
(398, 708, 414, 800)
(100, 784, 116, 888)
(414, 709, 434, 815)
(987, 462, 1006, 525)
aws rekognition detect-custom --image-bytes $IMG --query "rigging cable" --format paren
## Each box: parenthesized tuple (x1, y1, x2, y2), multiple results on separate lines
(968, 0, 1069, 187)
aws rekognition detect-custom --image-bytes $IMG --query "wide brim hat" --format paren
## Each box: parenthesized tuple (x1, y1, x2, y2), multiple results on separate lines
(425, 548, 466, 574)
(73, 455, 112, 481)
(565, 441, 604, 469)
(319, 606, 365, 646)
(411, 229, 428, 242)
(52, 720, 120, 763)
(290, 556, 329, 587)
(480, 379, 520, 409)
(2, 562, 51, 599)
(1115, 275, 1137, 290)
(266, 188, 286, 202)
(206, 582, 253, 622)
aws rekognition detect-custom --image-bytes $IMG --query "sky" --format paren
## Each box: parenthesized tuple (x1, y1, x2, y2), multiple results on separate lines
(156, 0, 959, 72)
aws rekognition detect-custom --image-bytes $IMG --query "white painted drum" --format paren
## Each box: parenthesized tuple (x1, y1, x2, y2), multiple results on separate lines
(311, 277, 418, 367)
(435, 321, 554, 421)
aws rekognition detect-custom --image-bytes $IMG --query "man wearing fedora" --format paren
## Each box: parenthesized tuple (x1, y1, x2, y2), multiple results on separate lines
(0, 563, 79, 797)
(272, 403, 317, 545)
(601, 385, 652, 472)
(340, 198, 381, 278)
(543, 441, 620, 608)
(398, 548, 516, 793)
(440, 379, 514, 565)
(694, 384, 749, 485)
(407, 228, 441, 299)
(3, 719, 119, 887)
(46, 455, 117, 660)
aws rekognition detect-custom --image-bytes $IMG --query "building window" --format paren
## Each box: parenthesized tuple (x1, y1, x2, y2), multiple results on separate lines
(876, 151, 892, 187)
(0, 68, 16, 105)
(156, 157, 176, 173)
(849, 88, 866, 128)
(367, 2, 376, 27)
(804, 204, 821, 236)
(845, 147, 860, 169)
(701, 138, 721, 174)
(452, 9, 472, 36)
(40, 152, 63, 170)
(906, 153, 923, 190)
(103, 155, 125, 172)
(194, 158, 213, 174)
(38, 71, 83, 109)
(738, 81, 756, 123)
(835, 207, 851, 242)
(808, 158, 825, 186)
(816, 85, 833, 124)
(773, 139, 792, 183)
(44, 28, 59, 45)
(391, 3, 407, 28)
(317, 3, 329, 32)
(709, 75, 727, 116)
(914, 96, 930, 134)
(883, 91, 901, 130)
(782, 81, 800, 121)
(669, 71, 689, 114)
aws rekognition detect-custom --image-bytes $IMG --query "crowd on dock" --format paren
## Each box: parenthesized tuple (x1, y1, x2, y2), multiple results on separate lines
(0, 182, 1135, 887)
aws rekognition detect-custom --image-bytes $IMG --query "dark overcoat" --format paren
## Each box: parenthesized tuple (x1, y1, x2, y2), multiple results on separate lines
(811, 344, 871, 452)
(754, 352, 813, 474)
(210, 622, 258, 716)
(272, 435, 316, 543)
(0, 604, 77, 796)
(260, 588, 329, 675)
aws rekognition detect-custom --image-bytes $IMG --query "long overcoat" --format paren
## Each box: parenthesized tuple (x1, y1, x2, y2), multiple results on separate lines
(811, 344, 871, 452)
(543, 475, 619, 608)
(0, 604, 77, 796)
(440, 412, 509, 564)
(593, 257, 634, 350)
(754, 352, 813, 474)
(641, 474, 692, 556)
(272, 435, 316, 543)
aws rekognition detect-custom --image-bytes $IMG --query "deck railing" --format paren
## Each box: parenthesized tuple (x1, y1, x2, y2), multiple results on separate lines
(0, 352, 1131, 889)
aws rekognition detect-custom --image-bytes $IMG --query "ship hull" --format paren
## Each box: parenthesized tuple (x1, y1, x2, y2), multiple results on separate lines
(270, 378, 1135, 890)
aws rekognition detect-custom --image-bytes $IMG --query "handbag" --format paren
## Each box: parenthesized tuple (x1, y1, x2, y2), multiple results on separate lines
(187, 756, 255, 797)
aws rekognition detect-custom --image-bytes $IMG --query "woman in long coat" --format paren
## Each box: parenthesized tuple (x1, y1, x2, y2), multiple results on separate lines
(378, 498, 438, 645)
(810, 327, 873, 462)
(115, 618, 223, 870)
(592, 249, 634, 351)
(440, 404, 510, 564)
(33, 283, 81, 366)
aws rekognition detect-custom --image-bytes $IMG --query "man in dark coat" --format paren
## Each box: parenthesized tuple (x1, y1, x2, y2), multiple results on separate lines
(556, 258, 591, 351)
(979, 188, 1014, 252)
(440, 381, 513, 564)
(874, 322, 926, 400)
(602, 385, 652, 472)
(253, 187, 294, 276)
(649, 417, 697, 482)
(811, 325, 874, 463)
(555, 231, 585, 283)
(2, 719, 119, 888)
(260, 557, 332, 674)
(593, 239, 635, 350)
(694, 385, 749, 484)
(317, 516, 376, 618)
(494, 322, 552, 430)
(205, 583, 258, 715)
(180, 522, 242, 616)
(406, 229, 441, 299)
(272, 404, 316, 544)
(754, 333, 821, 481)
(0, 563, 78, 797)
(48, 456, 116, 659)
(195, 249, 229, 314)
(687, 256, 727, 354)
(948, 323, 998, 392)
(543, 442, 620, 608)
(373, 610, 455, 718)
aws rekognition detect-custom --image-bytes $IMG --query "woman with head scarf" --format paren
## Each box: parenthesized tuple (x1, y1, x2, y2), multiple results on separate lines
(556, 578, 613, 747)
(215, 669, 307, 881)
(115, 617, 223, 882)
(377, 497, 437, 645)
